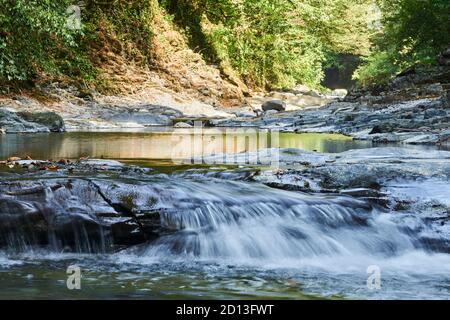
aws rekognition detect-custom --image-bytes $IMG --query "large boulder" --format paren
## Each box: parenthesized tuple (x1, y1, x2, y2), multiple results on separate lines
(0, 109, 50, 133)
(262, 99, 286, 112)
(16, 111, 65, 132)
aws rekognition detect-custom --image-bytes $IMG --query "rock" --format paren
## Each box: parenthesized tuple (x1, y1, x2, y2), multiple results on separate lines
(174, 121, 193, 128)
(16, 111, 65, 132)
(424, 108, 447, 119)
(328, 89, 348, 98)
(264, 110, 279, 116)
(7, 157, 21, 162)
(108, 111, 172, 126)
(0, 108, 50, 133)
(57, 159, 70, 165)
(233, 110, 255, 118)
(79, 159, 124, 167)
(438, 129, 450, 144)
(369, 123, 395, 134)
(403, 134, 439, 144)
(424, 83, 444, 95)
(340, 188, 384, 198)
(305, 90, 322, 98)
(290, 84, 311, 95)
(0, 178, 173, 251)
(261, 100, 286, 112)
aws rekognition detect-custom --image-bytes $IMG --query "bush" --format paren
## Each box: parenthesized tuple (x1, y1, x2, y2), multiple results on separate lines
(353, 51, 400, 86)
(354, 0, 450, 86)
(0, 0, 83, 82)
(162, 0, 372, 90)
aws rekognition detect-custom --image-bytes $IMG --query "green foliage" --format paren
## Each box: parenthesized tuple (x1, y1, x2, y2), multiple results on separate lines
(353, 51, 399, 86)
(0, 0, 86, 82)
(162, 0, 372, 89)
(354, 0, 450, 86)
(8, 0, 444, 90)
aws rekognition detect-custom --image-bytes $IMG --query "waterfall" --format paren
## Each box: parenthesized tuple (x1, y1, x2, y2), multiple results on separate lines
(133, 175, 435, 262)
(0, 173, 446, 261)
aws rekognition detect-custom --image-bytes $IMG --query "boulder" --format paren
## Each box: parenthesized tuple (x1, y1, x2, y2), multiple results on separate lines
(16, 111, 65, 132)
(0, 108, 50, 133)
(261, 100, 286, 112)
(369, 123, 395, 134)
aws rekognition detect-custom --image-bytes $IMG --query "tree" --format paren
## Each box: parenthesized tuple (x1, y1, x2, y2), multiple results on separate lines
(354, 0, 450, 86)
(0, 0, 80, 81)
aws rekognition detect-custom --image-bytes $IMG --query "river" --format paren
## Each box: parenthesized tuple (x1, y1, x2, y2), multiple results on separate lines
(0, 130, 449, 299)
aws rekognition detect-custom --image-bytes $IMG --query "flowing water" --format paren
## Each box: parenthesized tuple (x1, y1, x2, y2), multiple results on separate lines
(0, 130, 449, 299)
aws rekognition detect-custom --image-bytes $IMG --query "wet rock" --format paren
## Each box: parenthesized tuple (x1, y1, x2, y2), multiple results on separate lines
(16, 111, 65, 132)
(339, 188, 384, 198)
(403, 134, 439, 144)
(438, 130, 450, 144)
(0, 178, 173, 252)
(0, 108, 50, 133)
(79, 159, 124, 167)
(262, 100, 286, 112)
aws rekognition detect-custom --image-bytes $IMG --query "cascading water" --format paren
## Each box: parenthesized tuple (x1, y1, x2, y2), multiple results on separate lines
(132, 175, 434, 263)
(1, 170, 449, 299)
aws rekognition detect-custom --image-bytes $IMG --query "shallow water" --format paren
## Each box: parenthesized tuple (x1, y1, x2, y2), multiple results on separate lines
(1, 131, 449, 300)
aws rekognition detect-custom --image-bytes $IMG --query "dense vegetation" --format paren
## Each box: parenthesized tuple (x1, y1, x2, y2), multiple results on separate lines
(0, 0, 448, 91)
(0, 0, 83, 82)
(160, 0, 372, 89)
(354, 0, 450, 86)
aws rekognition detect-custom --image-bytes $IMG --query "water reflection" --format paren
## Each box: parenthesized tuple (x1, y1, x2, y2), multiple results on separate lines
(1, 128, 374, 160)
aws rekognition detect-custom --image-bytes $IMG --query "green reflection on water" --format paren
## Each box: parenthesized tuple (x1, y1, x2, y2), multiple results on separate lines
(0, 130, 370, 161)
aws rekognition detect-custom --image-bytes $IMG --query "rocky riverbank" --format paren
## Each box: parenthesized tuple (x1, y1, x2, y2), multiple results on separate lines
(0, 82, 338, 132)
(213, 55, 450, 146)
(1, 73, 447, 149)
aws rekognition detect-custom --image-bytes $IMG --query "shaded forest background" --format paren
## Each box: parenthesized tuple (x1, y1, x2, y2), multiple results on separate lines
(0, 0, 448, 93)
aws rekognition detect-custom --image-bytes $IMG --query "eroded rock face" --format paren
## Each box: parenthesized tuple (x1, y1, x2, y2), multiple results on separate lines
(0, 109, 52, 133)
(16, 111, 65, 132)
